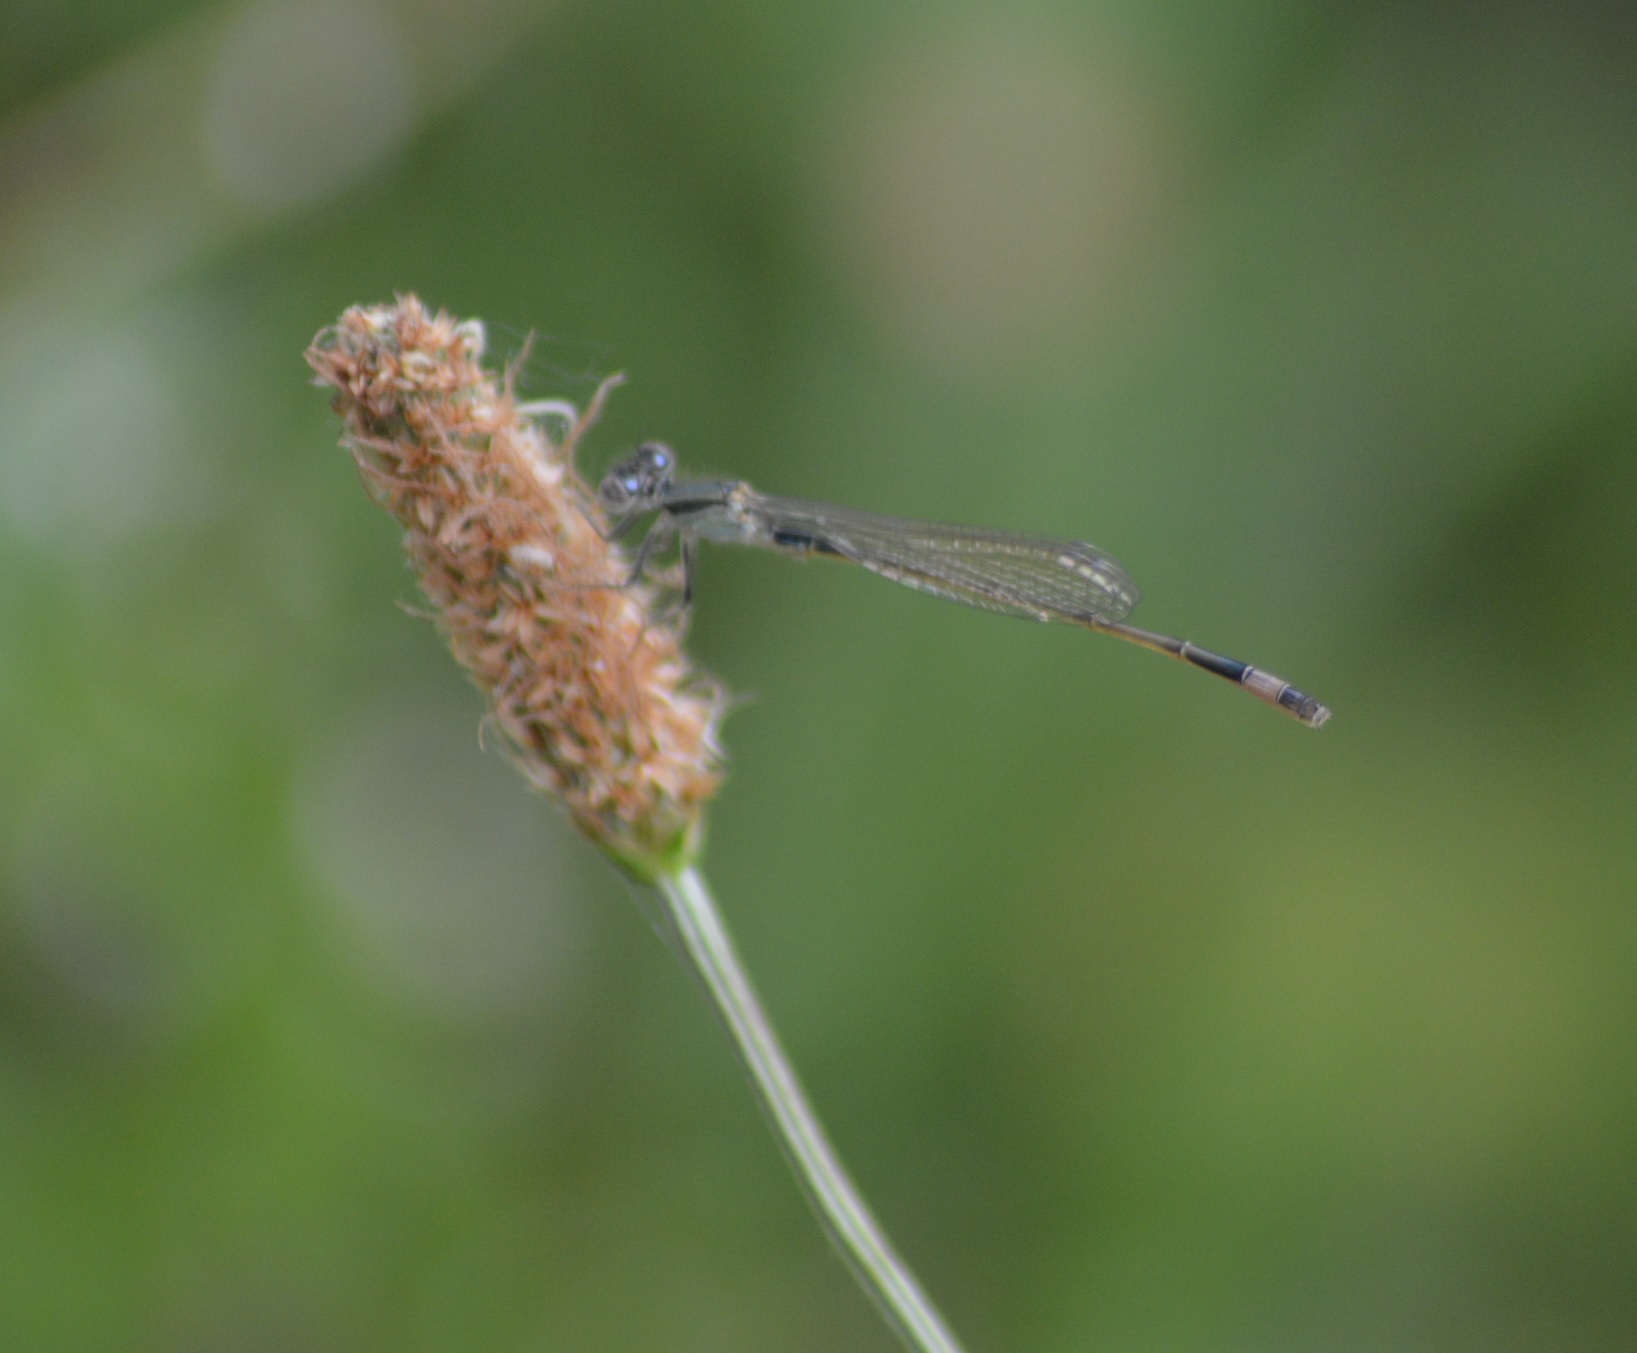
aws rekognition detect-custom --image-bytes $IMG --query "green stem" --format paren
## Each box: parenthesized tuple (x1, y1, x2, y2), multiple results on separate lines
(648, 865, 967, 1353)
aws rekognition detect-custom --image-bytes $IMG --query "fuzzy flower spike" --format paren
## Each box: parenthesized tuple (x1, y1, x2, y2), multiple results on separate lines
(306, 295, 724, 881)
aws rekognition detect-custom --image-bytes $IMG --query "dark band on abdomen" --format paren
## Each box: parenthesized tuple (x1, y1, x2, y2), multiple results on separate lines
(1180, 643, 1250, 683)
(1095, 621, 1332, 728)
(771, 529, 844, 557)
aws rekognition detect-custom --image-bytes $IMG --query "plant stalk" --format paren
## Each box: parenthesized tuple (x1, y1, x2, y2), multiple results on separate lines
(648, 865, 967, 1353)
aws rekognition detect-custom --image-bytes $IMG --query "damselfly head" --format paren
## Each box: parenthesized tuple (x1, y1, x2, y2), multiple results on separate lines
(599, 442, 675, 514)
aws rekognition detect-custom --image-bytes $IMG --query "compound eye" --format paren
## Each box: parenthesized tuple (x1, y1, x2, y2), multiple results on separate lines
(623, 477, 641, 493)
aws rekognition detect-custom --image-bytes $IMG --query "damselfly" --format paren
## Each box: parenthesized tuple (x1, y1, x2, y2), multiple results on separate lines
(597, 443, 1331, 728)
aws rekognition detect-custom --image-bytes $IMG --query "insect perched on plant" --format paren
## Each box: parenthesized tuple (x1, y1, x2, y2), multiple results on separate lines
(596, 442, 1330, 728)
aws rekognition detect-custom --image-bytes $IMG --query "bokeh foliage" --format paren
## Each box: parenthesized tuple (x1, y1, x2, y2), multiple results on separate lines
(1, 1, 1634, 1349)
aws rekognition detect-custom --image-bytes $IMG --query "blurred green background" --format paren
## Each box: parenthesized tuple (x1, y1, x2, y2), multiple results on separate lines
(2, 1, 1635, 1349)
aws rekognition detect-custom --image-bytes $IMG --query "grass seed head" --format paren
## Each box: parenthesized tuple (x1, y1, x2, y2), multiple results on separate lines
(308, 295, 724, 880)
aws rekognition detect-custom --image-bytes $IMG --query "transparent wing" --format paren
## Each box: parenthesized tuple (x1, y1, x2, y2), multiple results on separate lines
(743, 491, 1140, 626)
